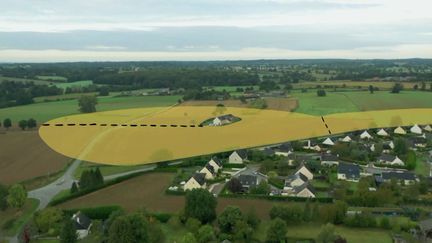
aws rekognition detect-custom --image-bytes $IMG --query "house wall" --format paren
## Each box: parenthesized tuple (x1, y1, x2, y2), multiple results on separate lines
(229, 153, 244, 164)
(296, 167, 313, 180)
(208, 160, 221, 172)
(199, 168, 214, 179)
(184, 178, 205, 190)
(337, 173, 346, 180)
(297, 189, 315, 198)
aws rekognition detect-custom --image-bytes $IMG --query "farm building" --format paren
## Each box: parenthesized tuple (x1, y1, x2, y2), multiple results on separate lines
(72, 211, 92, 240)
(410, 124, 423, 134)
(394, 126, 407, 135)
(184, 173, 206, 190)
(212, 114, 237, 126)
(337, 163, 360, 182)
(377, 154, 404, 166)
(229, 150, 248, 164)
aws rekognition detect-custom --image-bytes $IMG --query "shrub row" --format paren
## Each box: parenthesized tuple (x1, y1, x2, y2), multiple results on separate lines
(62, 205, 122, 220)
(222, 163, 246, 169)
(219, 193, 333, 203)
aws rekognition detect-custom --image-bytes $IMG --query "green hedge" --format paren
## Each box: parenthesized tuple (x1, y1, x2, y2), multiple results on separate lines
(165, 189, 186, 196)
(219, 193, 333, 203)
(222, 164, 246, 169)
(149, 212, 173, 223)
(268, 177, 284, 189)
(62, 205, 122, 220)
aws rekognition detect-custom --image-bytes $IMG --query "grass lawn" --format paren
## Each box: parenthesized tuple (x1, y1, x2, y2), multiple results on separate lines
(292, 91, 432, 116)
(0, 198, 39, 237)
(254, 222, 392, 243)
(0, 95, 181, 123)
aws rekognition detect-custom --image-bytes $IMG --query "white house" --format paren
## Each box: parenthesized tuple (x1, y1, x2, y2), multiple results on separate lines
(322, 137, 335, 146)
(283, 173, 308, 191)
(377, 129, 389, 137)
(200, 164, 216, 180)
(72, 212, 92, 240)
(377, 154, 404, 166)
(410, 124, 423, 134)
(184, 173, 206, 190)
(424, 125, 432, 132)
(340, 135, 352, 143)
(360, 130, 373, 140)
(295, 165, 313, 180)
(208, 157, 222, 172)
(394, 126, 407, 135)
(275, 143, 293, 156)
(212, 114, 236, 126)
(293, 184, 316, 198)
(229, 150, 248, 164)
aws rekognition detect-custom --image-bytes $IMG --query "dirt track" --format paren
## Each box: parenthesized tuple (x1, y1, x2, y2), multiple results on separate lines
(0, 130, 70, 185)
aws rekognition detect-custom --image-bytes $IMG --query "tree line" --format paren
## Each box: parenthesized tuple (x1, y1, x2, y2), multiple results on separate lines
(1, 118, 37, 130)
(0, 81, 63, 108)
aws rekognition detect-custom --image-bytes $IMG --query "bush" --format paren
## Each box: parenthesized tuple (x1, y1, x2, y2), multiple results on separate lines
(1, 219, 15, 230)
(150, 212, 172, 223)
(317, 89, 326, 97)
(63, 205, 122, 220)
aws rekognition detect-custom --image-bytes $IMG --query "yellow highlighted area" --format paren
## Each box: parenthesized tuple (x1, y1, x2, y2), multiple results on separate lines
(38, 106, 432, 165)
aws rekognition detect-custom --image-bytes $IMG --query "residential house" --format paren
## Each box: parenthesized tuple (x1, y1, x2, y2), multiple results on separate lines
(229, 150, 248, 164)
(382, 141, 395, 153)
(360, 130, 373, 140)
(337, 163, 360, 182)
(295, 164, 314, 180)
(208, 157, 223, 172)
(275, 142, 293, 156)
(394, 126, 407, 135)
(303, 140, 322, 152)
(424, 125, 432, 132)
(293, 183, 316, 198)
(320, 154, 340, 166)
(184, 173, 206, 190)
(379, 171, 417, 185)
(238, 174, 258, 190)
(72, 211, 92, 240)
(340, 135, 353, 143)
(322, 137, 335, 146)
(377, 154, 405, 166)
(410, 124, 423, 134)
(283, 173, 309, 191)
(200, 164, 216, 180)
(262, 147, 275, 156)
(212, 114, 236, 126)
(377, 128, 390, 137)
(410, 137, 428, 148)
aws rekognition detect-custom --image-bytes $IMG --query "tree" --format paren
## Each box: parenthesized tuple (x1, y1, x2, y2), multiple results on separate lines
(185, 218, 201, 233)
(78, 95, 97, 113)
(218, 206, 244, 233)
(197, 225, 216, 243)
(181, 233, 197, 243)
(184, 189, 217, 223)
(233, 220, 253, 242)
(60, 219, 78, 243)
(266, 218, 287, 243)
(108, 213, 149, 243)
(34, 208, 64, 234)
(421, 82, 426, 91)
(406, 150, 417, 170)
(391, 83, 403, 93)
(3, 118, 11, 129)
(7, 184, 27, 208)
(394, 138, 408, 156)
(227, 178, 243, 193)
(317, 223, 337, 243)
(0, 184, 8, 210)
(18, 120, 28, 130)
(369, 85, 374, 94)
(380, 217, 391, 229)
(246, 209, 260, 229)
(250, 181, 270, 195)
(98, 86, 110, 96)
(317, 89, 326, 97)
(27, 118, 37, 129)
(70, 182, 79, 194)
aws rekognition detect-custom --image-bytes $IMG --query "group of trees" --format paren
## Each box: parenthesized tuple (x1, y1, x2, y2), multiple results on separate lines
(0, 81, 63, 108)
(182, 89, 230, 101)
(0, 183, 27, 211)
(78, 95, 98, 113)
(72, 168, 104, 193)
(0, 118, 37, 130)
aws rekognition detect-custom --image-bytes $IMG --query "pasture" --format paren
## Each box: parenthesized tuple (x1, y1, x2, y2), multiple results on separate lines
(53, 80, 93, 89)
(293, 80, 430, 90)
(0, 131, 71, 185)
(0, 95, 181, 123)
(38, 105, 432, 165)
(36, 75, 68, 82)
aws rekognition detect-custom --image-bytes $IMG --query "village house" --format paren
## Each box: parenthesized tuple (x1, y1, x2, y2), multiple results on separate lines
(184, 173, 206, 190)
(424, 125, 432, 132)
(410, 124, 423, 134)
(320, 154, 340, 166)
(377, 154, 405, 166)
(212, 114, 236, 126)
(410, 137, 428, 148)
(295, 164, 314, 180)
(377, 171, 417, 185)
(208, 157, 223, 172)
(360, 130, 373, 140)
(302, 140, 322, 152)
(200, 164, 216, 180)
(340, 135, 353, 143)
(72, 211, 92, 240)
(394, 126, 407, 135)
(283, 173, 309, 191)
(229, 150, 248, 164)
(292, 183, 316, 198)
(322, 137, 335, 146)
(337, 163, 360, 182)
(274, 142, 293, 156)
(238, 174, 258, 191)
(377, 128, 390, 137)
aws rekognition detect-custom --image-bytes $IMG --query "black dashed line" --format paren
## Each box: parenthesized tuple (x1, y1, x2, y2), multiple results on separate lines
(130, 124, 137, 127)
(140, 124, 147, 127)
(55, 124, 63, 126)
(100, 124, 107, 126)
(43, 123, 206, 128)
(170, 125, 178, 127)
(89, 123, 97, 126)
(180, 125, 187, 127)
(79, 123, 87, 126)
(121, 124, 127, 127)
(160, 125, 167, 127)
(42, 124, 50, 126)
(150, 124, 157, 127)
(67, 123, 75, 126)
(111, 124, 118, 126)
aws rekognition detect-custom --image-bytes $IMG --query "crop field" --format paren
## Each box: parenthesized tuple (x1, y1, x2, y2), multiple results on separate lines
(0, 131, 71, 184)
(58, 172, 299, 219)
(38, 105, 432, 165)
(0, 95, 181, 123)
(293, 91, 432, 115)
(53, 80, 93, 89)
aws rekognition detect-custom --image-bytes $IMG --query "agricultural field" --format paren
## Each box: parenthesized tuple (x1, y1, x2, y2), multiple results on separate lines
(0, 95, 181, 123)
(293, 91, 432, 115)
(53, 80, 93, 89)
(35, 75, 68, 82)
(0, 199, 39, 237)
(0, 131, 71, 185)
(293, 81, 430, 90)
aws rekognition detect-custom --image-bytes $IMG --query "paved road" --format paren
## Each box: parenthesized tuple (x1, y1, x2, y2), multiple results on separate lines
(104, 164, 157, 181)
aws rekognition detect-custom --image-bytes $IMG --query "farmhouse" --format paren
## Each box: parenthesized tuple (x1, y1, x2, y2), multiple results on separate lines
(322, 137, 335, 146)
(320, 154, 339, 166)
(377, 154, 404, 166)
(360, 130, 373, 140)
(72, 211, 92, 240)
(229, 150, 248, 164)
(378, 171, 416, 185)
(410, 124, 423, 134)
(394, 126, 407, 135)
(337, 163, 360, 182)
(208, 157, 223, 172)
(200, 164, 216, 179)
(212, 114, 237, 126)
(377, 128, 390, 137)
(238, 174, 258, 190)
(184, 173, 206, 190)
(295, 164, 313, 180)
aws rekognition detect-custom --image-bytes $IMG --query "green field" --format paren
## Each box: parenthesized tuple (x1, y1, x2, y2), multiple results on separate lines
(0, 95, 182, 123)
(36, 75, 68, 82)
(293, 91, 432, 115)
(0, 199, 39, 237)
(53, 80, 93, 89)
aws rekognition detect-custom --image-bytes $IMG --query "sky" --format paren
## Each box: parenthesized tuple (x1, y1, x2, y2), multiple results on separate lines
(1, 0, 432, 62)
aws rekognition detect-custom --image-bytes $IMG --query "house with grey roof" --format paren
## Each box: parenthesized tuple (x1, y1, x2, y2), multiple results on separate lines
(337, 163, 360, 182)
(229, 149, 248, 164)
